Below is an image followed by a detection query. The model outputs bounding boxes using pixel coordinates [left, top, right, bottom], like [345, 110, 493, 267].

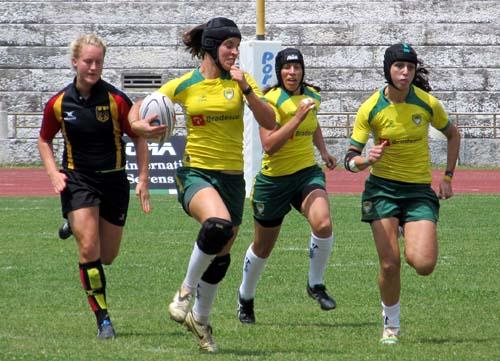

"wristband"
[348, 158, 359, 172]
[444, 170, 453, 183]
[242, 86, 253, 95]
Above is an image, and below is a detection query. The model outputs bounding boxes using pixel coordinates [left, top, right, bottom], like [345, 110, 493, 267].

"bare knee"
[252, 240, 272, 259]
[312, 219, 333, 239]
[410, 259, 436, 276]
[101, 247, 119, 265]
[380, 258, 401, 279]
[405, 251, 437, 276]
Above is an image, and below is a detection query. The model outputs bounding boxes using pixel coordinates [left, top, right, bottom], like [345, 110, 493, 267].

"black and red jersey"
[40, 78, 136, 172]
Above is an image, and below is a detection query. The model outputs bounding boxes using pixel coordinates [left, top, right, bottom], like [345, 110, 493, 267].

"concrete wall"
[0, 0, 499, 165]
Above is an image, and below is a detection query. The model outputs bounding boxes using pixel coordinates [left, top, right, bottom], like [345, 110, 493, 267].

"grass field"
[1, 195, 499, 360]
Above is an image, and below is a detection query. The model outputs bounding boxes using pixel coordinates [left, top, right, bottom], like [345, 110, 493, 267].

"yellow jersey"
[158, 68, 263, 171]
[261, 86, 320, 176]
[351, 85, 450, 183]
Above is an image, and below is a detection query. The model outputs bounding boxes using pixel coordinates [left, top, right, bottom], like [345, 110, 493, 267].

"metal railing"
[5, 111, 500, 139]
[316, 112, 499, 139]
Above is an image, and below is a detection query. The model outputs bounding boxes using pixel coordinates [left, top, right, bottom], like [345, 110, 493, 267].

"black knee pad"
[201, 254, 231, 284]
[196, 217, 234, 255]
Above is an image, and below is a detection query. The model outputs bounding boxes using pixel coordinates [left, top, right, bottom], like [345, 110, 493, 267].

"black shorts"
[60, 169, 130, 226]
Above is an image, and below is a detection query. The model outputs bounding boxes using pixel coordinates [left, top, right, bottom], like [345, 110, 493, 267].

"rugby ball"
[139, 91, 176, 144]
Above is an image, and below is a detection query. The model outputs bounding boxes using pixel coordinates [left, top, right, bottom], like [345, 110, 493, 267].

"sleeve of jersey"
[350, 105, 371, 149]
[264, 91, 281, 125]
[430, 97, 450, 132]
[114, 93, 135, 138]
[158, 78, 183, 103]
[39, 95, 62, 142]
[244, 73, 265, 98]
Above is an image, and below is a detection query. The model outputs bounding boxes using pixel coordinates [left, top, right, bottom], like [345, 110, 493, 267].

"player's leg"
[58, 218, 72, 239]
[401, 193, 439, 275]
[403, 220, 438, 274]
[238, 220, 281, 323]
[237, 171, 291, 323]
[69, 206, 114, 339]
[301, 187, 336, 310]
[182, 171, 244, 352]
[169, 186, 232, 322]
[371, 217, 401, 344]
[98, 219, 124, 265]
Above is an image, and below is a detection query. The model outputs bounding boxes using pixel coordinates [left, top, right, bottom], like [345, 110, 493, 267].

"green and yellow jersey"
[261, 86, 321, 176]
[351, 85, 450, 184]
[158, 68, 263, 171]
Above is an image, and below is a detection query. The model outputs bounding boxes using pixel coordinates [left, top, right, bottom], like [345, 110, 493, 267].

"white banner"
[240, 40, 282, 197]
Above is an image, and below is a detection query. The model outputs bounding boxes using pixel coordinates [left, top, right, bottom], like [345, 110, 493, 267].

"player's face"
[280, 63, 303, 94]
[390, 61, 416, 90]
[72, 44, 104, 90]
[218, 37, 240, 71]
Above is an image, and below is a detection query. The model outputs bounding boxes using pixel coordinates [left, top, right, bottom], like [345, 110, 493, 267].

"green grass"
[1, 195, 499, 360]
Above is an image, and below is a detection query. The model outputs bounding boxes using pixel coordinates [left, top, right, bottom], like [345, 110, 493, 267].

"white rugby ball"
[300, 97, 315, 107]
[139, 91, 176, 144]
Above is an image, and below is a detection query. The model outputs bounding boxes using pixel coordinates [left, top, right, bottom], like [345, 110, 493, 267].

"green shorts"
[251, 165, 326, 223]
[175, 167, 245, 225]
[361, 174, 440, 224]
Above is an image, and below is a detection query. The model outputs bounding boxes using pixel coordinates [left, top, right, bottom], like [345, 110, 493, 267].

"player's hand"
[322, 152, 337, 170]
[131, 114, 167, 140]
[296, 98, 315, 122]
[49, 170, 67, 194]
[367, 140, 388, 164]
[438, 179, 454, 200]
[230, 65, 246, 86]
[135, 180, 151, 213]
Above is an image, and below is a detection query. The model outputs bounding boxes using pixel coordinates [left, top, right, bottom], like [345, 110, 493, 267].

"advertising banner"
[124, 135, 186, 194]
[240, 40, 282, 197]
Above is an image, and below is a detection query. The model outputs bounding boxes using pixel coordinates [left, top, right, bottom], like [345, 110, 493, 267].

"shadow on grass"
[255, 320, 377, 329]
[417, 336, 500, 345]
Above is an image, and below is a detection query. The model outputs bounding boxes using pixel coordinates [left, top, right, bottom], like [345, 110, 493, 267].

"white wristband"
[349, 158, 360, 172]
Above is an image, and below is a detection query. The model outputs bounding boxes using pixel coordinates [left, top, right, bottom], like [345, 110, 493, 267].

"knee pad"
[196, 217, 234, 255]
[201, 254, 231, 284]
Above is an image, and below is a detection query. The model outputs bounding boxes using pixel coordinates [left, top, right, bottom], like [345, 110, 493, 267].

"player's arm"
[259, 99, 314, 155]
[344, 141, 388, 173]
[131, 135, 151, 213]
[438, 122, 461, 200]
[38, 104, 67, 194]
[38, 135, 67, 194]
[313, 126, 336, 169]
[231, 67, 276, 130]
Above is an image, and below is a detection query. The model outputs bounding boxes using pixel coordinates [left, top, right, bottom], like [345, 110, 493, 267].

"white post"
[0, 101, 8, 164]
[0, 102, 7, 139]
[240, 40, 281, 197]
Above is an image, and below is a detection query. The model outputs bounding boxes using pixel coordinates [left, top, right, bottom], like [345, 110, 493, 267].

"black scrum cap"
[201, 17, 241, 65]
[275, 48, 305, 91]
[383, 43, 418, 86]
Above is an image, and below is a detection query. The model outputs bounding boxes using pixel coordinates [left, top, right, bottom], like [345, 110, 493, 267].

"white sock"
[239, 244, 268, 300]
[192, 280, 218, 325]
[182, 243, 216, 294]
[382, 301, 401, 329]
[308, 233, 334, 287]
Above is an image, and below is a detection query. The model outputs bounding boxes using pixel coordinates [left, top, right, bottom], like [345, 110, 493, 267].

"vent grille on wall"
[122, 74, 162, 89]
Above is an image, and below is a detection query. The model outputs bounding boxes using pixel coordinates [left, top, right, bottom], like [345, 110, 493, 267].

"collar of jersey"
[195, 67, 232, 80]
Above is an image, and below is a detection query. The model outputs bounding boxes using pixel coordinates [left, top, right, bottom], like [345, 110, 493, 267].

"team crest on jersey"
[362, 201, 373, 214]
[255, 202, 265, 216]
[224, 88, 234, 100]
[95, 106, 110, 122]
[412, 114, 423, 126]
